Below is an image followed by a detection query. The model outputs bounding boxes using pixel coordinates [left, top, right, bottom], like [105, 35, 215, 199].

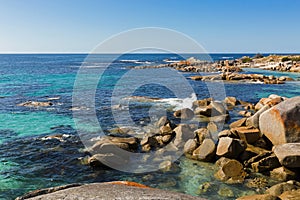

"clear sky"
[0, 0, 299, 53]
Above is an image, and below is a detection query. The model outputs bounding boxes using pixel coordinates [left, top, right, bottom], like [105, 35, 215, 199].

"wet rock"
[270, 167, 299, 181]
[273, 143, 300, 168]
[259, 96, 300, 145]
[173, 108, 194, 120]
[251, 154, 281, 173]
[88, 153, 128, 168]
[216, 137, 246, 159]
[196, 182, 212, 195]
[236, 194, 278, 200]
[246, 105, 271, 128]
[192, 138, 216, 162]
[266, 181, 300, 196]
[214, 158, 246, 183]
[231, 126, 261, 144]
[90, 136, 138, 153]
[229, 118, 247, 129]
[184, 139, 198, 155]
[17, 101, 53, 107]
[218, 186, 234, 197]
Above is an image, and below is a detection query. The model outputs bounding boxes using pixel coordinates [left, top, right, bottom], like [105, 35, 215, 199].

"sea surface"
[0, 54, 300, 199]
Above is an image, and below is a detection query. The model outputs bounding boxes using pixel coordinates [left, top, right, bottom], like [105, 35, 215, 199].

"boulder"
[273, 143, 300, 168]
[194, 128, 211, 144]
[173, 108, 194, 120]
[246, 105, 271, 128]
[251, 154, 281, 173]
[224, 96, 238, 106]
[207, 122, 218, 135]
[270, 167, 299, 181]
[159, 124, 173, 135]
[172, 124, 194, 147]
[259, 96, 300, 145]
[236, 194, 278, 200]
[231, 126, 261, 144]
[214, 159, 246, 183]
[229, 118, 247, 129]
[88, 153, 128, 168]
[192, 139, 216, 162]
[156, 116, 170, 127]
[183, 139, 198, 155]
[279, 188, 300, 200]
[216, 137, 246, 159]
[266, 181, 300, 197]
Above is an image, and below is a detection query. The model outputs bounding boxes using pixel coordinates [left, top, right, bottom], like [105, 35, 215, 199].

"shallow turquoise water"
[0, 54, 299, 199]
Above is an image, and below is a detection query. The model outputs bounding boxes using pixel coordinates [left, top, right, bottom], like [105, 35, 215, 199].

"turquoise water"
[0, 54, 299, 199]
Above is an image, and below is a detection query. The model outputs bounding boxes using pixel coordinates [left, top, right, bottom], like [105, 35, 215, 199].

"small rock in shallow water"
[218, 186, 234, 197]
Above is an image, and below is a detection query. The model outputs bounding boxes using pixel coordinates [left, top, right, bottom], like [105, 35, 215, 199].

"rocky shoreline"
[17, 94, 300, 199]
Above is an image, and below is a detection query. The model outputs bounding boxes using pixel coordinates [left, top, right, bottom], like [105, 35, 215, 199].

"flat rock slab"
[17, 182, 205, 200]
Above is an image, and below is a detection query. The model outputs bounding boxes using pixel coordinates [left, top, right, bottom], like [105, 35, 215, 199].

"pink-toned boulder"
[259, 96, 300, 145]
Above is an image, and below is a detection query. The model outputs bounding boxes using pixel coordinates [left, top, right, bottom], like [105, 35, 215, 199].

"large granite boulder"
[273, 143, 300, 168]
[214, 158, 246, 183]
[259, 96, 300, 145]
[216, 137, 246, 159]
[192, 138, 216, 162]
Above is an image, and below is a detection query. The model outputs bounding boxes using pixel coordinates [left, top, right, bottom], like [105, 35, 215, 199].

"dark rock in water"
[192, 138, 216, 162]
[214, 158, 246, 183]
[270, 167, 299, 181]
[173, 108, 194, 120]
[88, 153, 129, 168]
[216, 137, 246, 159]
[236, 194, 278, 200]
[259, 96, 300, 145]
[266, 181, 300, 197]
[273, 143, 300, 168]
[16, 182, 205, 200]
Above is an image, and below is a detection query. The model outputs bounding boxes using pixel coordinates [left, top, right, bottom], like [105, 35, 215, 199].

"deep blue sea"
[0, 54, 300, 199]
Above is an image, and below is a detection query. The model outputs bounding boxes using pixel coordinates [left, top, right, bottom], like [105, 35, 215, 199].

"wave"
[158, 93, 197, 110]
[120, 60, 152, 65]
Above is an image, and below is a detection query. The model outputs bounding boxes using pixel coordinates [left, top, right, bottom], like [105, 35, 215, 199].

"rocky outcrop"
[17, 101, 53, 107]
[259, 96, 300, 145]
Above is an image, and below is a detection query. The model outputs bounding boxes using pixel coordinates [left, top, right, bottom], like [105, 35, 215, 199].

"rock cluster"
[190, 73, 293, 84]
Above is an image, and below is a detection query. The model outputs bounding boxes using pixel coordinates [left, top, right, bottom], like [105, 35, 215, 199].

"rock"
[231, 126, 261, 144]
[259, 96, 300, 145]
[156, 116, 170, 127]
[193, 98, 212, 108]
[216, 137, 246, 159]
[184, 139, 198, 155]
[159, 124, 173, 135]
[218, 186, 234, 197]
[88, 153, 128, 168]
[266, 181, 300, 196]
[273, 143, 300, 168]
[244, 151, 273, 168]
[207, 122, 218, 135]
[142, 144, 151, 152]
[17, 101, 53, 107]
[194, 128, 211, 144]
[192, 139, 216, 162]
[173, 108, 194, 120]
[172, 124, 194, 147]
[245, 177, 268, 189]
[236, 194, 278, 200]
[224, 96, 238, 106]
[159, 160, 181, 174]
[239, 144, 268, 162]
[246, 105, 271, 128]
[218, 129, 237, 138]
[270, 167, 299, 181]
[214, 159, 246, 183]
[210, 101, 227, 115]
[279, 189, 300, 200]
[238, 110, 252, 117]
[251, 154, 281, 173]
[16, 182, 204, 200]
[229, 118, 247, 129]
[162, 135, 172, 143]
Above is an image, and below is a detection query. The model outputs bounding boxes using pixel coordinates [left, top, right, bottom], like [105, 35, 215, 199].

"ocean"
[0, 54, 299, 199]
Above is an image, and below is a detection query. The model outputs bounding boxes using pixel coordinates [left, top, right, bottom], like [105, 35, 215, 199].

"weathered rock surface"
[266, 181, 300, 197]
[16, 182, 205, 200]
[192, 138, 216, 162]
[214, 158, 246, 183]
[270, 167, 299, 181]
[174, 108, 194, 120]
[279, 188, 300, 200]
[259, 96, 300, 145]
[236, 194, 279, 200]
[273, 143, 300, 168]
[216, 137, 246, 159]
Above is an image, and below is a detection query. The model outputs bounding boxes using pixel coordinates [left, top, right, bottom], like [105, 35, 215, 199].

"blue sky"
[0, 0, 299, 53]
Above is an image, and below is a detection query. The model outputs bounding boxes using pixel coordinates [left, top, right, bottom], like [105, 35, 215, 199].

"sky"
[0, 0, 300, 53]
